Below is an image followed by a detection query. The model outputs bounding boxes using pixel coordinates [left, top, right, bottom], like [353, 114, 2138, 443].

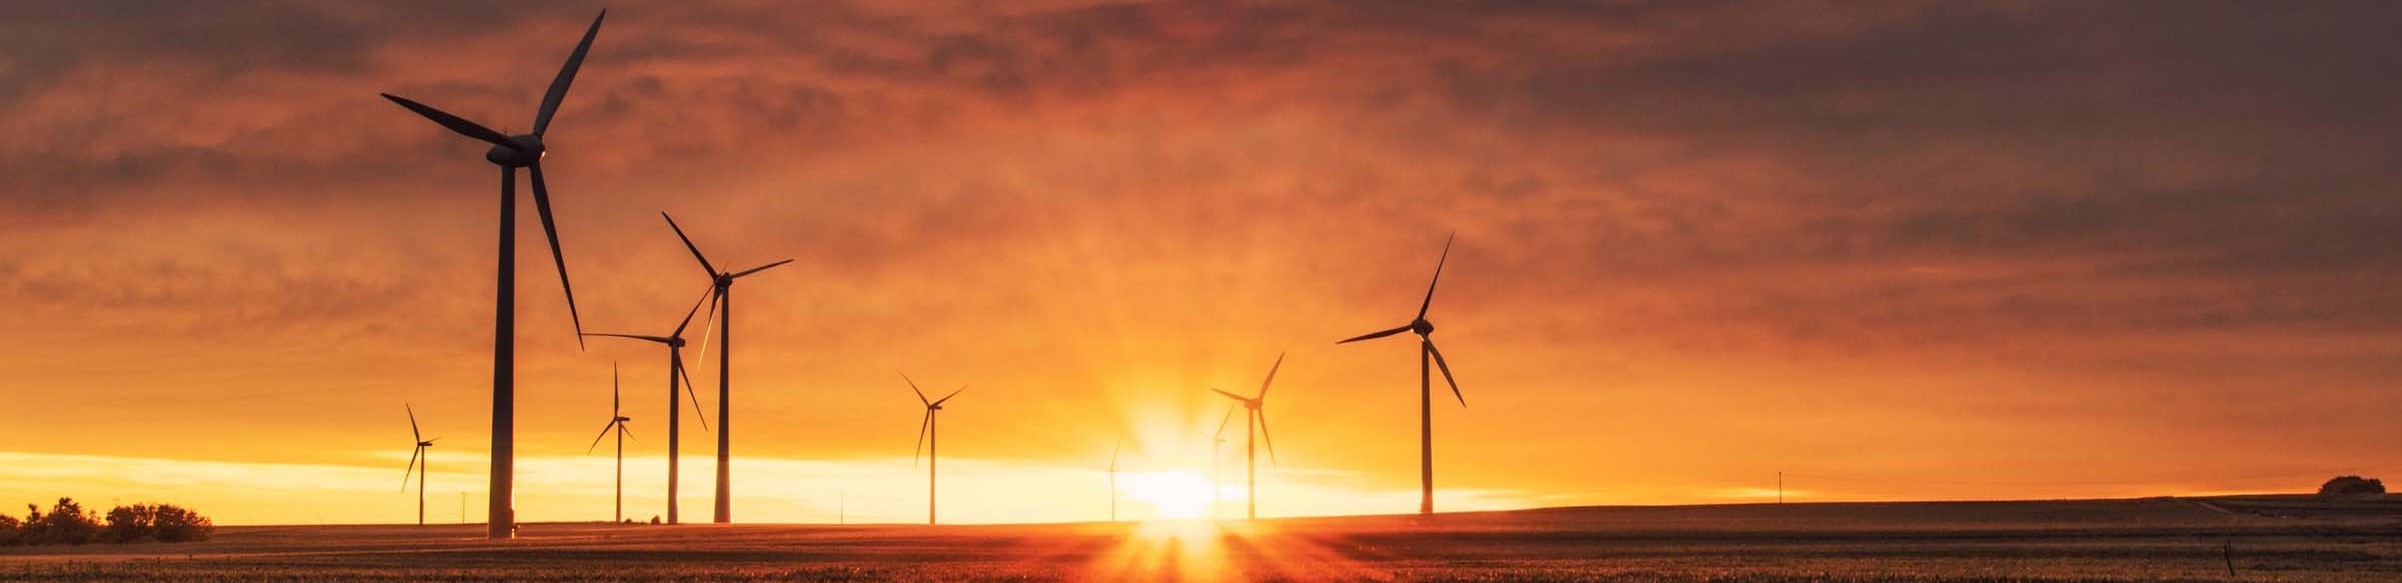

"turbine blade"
[620, 424, 636, 443]
[1257, 410, 1278, 466]
[612, 362, 621, 414]
[1110, 438, 1122, 471]
[1417, 232, 1455, 320]
[1208, 388, 1248, 402]
[1426, 340, 1465, 407]
[1214, 405, 1237, 439]
[529, 164, 584, 349]
[586, 420, 615, 454]
[532, 10, 606, 136]
[406, 403, 421, 442]
[674, 355, 711, 431]
[913, 410, 932, 466]
[935, 386, 966, 406]
[689, 289, 720, 373]
[581, 333, 674, 344]
[1257, 352, 1285, 400]
[381, 93, 511, 146]
[1337, 325, 1412, 345]
[402, 447, 421, 492]
[900, 371, 929, 405]
[671, 284, 715, 338]
[729, 259, 793, 279]
[661, 212, 718, 276]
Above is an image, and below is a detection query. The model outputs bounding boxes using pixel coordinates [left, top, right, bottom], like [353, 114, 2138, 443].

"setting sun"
[1119, 470, 1220, 521]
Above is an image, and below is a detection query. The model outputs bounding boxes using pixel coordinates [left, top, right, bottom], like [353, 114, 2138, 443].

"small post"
[2223, 540, 2237, 578]
[1777, 471, 1784, 504]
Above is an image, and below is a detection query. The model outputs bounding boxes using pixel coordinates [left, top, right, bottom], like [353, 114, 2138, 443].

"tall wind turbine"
[1108, 438, 1122, 523]
[1336, 233, 1467, 515]
[1210, 353, 1284, 520]
[585, 363, 638, 523]
[401, 404, 439, 526]
[664, 212, 793, 524]
[380, 9, 605, 539]
[583, 286, 715, 524]
[904, 373, 965, 526]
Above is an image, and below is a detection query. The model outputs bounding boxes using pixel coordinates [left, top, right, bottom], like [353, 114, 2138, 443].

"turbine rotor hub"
[1412, 318, 1434, 335]
[482, 134, 547, 167]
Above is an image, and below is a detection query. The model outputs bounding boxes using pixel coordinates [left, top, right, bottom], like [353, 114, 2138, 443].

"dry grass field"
[4, 496, 2397, 582]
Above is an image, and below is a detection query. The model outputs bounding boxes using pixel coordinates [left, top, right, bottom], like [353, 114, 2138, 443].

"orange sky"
[2, 1, 2399, 525]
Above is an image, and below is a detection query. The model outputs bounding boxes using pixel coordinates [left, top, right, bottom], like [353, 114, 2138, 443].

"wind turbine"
[380, 9, 605, 539]
[1211, 405, 1234, 521]
[1336, 232, 1466, 515]
[1108, 438, 1122, 523]
[585, 363, 638, 523]
[904, 373, 965, 526]
[401, 404, 439, 526]
[1210, 352, 1284, 520]
[582, 285, 715, 524]
[664, 212, 793, 524]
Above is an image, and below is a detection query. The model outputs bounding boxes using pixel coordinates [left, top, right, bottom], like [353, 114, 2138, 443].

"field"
[4, 496, 2399, 582]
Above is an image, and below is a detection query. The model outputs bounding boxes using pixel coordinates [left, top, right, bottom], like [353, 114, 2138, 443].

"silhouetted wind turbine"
[401, 404, 440, 526]
[1336, 233, 1466, 515]
[1108, 438, 1122, 523]
[904, 373, 965, 526]
[1211, 407, 1234, 521]
[664, 212, 793, 524]
[380, 9, 604, 540]
[1209, 352, 1284, 520]
[582, 285, 715, 524]
[585, 363, 638, 523]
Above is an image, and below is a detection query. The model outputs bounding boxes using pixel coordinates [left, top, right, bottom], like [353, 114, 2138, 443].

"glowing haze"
[2, 1, 2398, 525]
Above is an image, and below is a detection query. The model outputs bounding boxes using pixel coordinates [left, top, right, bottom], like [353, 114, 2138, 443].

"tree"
[24, 498, 100, 545]
[0, 514, 19, 546]
[2319, 475, 2386, 496]
[104, 504, 158, 543]
[150, 504, 214, 542]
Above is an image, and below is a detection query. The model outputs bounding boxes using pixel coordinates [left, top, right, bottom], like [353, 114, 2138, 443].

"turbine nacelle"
[1412, 318, 1434, 335]
[482, 135, 547, 167]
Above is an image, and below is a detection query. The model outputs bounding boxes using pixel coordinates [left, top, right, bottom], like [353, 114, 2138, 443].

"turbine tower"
[401, 404, 439, 526]
[904, 373, 965, 526]
[1336, 233, 1467, 515]
[1209, 353, 1284, 520]
[585, 363, 638, 523]
[1108, 438, 1122, 523]
[380, 9, 605, 539]
[583, 285, 715, 524]
[1211, 408, 1233, 521]
[664, 212, 793, 524]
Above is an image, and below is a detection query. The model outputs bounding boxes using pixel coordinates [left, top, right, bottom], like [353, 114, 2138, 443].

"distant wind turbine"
[582, 285, 716, 524]
[664, 212, 792, 524]
[585, 362, 638, 523]
[1212, 407, 1234, 521]
[904, 372, 965, 526]
[1108, 438, 1122, 523]
[380, 9, 606, 540]
[401, 404, 439, 526]
[1210, 352, 1284, 520]
[1336, 233, 1467, 515]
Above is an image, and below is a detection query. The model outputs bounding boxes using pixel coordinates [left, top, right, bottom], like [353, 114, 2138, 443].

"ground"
[4, 496, 2399, 581]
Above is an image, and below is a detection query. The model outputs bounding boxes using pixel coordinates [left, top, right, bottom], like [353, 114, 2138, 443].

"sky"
[1, 0, 2399, 525]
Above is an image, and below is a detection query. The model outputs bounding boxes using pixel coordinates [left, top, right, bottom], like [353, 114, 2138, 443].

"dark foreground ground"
[4, 496, 2398, 582]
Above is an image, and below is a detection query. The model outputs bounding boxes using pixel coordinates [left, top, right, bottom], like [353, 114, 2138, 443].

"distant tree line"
[0, 498, 213, 546]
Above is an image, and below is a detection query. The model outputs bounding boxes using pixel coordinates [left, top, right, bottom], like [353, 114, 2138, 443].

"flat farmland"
[4, 496, 2398, 581]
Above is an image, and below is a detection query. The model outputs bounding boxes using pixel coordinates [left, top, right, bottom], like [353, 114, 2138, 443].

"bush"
[151, 504, 214, 542]
[0, 514, 19, 546]
[22, 498, 101, 545]
[2319, 475, 2386, 496]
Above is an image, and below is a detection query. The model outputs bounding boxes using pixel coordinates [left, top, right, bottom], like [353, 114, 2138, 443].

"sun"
[1119, 470, 1218, 520]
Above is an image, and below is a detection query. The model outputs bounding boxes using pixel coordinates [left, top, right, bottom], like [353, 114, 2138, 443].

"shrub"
[24, 498, 101, 545]
[0, 514, 19, 546]
[2319, 475, 2386, 496]
[104, 504, 157, 543]
[151, 504, 213, 542]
